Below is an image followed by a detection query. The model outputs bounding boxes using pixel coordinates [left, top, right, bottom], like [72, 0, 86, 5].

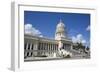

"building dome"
[55, 19, 67, 40]
[56, 19, 65, 33]
[57, 20, 65, 28]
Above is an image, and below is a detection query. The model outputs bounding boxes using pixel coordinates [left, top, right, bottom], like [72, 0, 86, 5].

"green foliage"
[73, 42, 90, 54]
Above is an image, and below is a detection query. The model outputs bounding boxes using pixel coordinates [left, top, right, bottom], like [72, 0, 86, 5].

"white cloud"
[72, 34, 86, 44]
[24, 24, 43, 37]
[86, 25, 90, 31]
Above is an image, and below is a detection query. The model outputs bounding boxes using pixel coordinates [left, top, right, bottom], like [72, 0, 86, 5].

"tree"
[73, 42, 85, 50]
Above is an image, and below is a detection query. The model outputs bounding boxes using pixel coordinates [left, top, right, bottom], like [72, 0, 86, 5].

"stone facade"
[24, 19, 90, 61]
[24, 34, 72, 58]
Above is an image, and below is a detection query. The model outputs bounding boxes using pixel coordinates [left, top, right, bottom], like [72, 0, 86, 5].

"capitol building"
[24, 20, 90, 61]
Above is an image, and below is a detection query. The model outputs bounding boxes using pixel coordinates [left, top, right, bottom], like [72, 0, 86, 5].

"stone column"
[30, 43, 32, 50]
[51, 44, 52, 54]
[70, 43, 73, 50]
[53, 44, 55, 52]
[48, 44, 49, 51]
[43, 43, 44, 55]
[39, 43, 41, 56]
[55, 44, 57, 51]
[50, 44, 51, 53]
[34, 41, 38, 56]
[44, 43, 46, 55]
[29, 43, 32, 57]
[54, 44, 56, 52]
[53, 44, 54, 51]
[48, 43, 50, 53]
[54, 44, 55, 51]
[40, 43, 41, 50]
[49, 44, 50, 54]
[45, 43, 47, 54]
[51, 44, 52, 55]
[26, 42, 28, 50]
[32, 43, 34, 57]
[25, 42, 28, 57]
[42, 43, 44, 55]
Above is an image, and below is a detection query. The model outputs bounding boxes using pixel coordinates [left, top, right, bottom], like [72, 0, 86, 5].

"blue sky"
[24, 11, 90, 47]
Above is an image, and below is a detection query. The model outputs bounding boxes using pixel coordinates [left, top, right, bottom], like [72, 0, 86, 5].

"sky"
[24, 11, 90, 47]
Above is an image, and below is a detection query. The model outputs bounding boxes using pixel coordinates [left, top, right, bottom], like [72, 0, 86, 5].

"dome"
[56, 19, 66, 33]
[57, 19, 65, 28]
[55, 19, 67, 40]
